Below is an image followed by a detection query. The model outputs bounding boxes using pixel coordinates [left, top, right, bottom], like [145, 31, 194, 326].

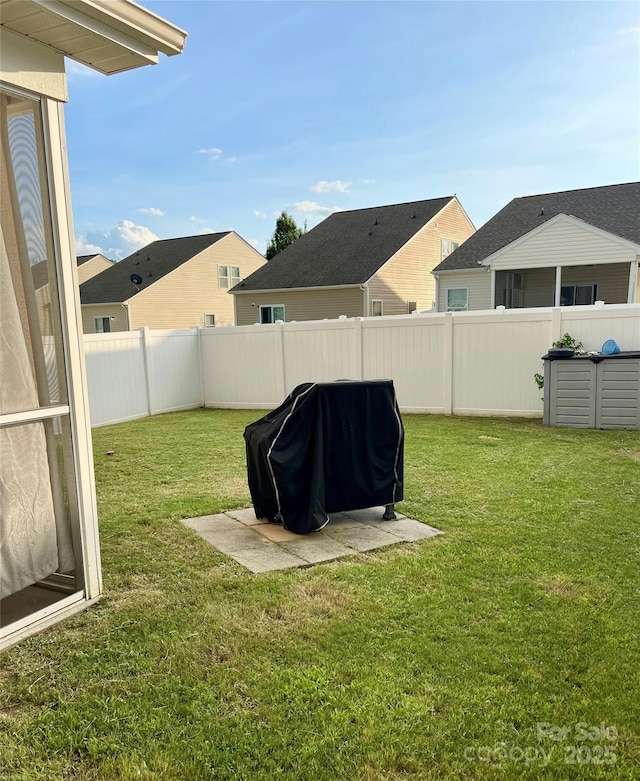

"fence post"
[354, 318, 364, 379]
[196, 326, 205, 408]
[140, 326, 153, 416]
[551, 307, 562, 345]
[276, 321, 287, 399]
[443, 312, 453, 415]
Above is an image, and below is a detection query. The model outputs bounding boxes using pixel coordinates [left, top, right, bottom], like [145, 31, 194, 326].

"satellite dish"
[130, 273, 143, 286]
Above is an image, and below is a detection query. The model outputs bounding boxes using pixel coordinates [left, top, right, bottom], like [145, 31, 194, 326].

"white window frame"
[94, 315, 111, 333]
[446, 287, 468, 312]
[259, 304, 285, 324]
[204, 313, 215, 327]
[407, 300, 418, 314]
[371, 300, 383, 317]
[230, 265, 240, 287]
[441, 239, 460, 260]
[218, 265, 229, 289]
[1, 91, 102, 651]
[560, 283, 597, 307]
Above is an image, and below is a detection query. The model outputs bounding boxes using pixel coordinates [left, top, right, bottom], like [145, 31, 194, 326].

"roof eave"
[16, 0, 188, 75]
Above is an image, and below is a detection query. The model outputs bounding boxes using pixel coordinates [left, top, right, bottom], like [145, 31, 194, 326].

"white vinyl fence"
[84, 327, 202, 427]
[83, 305, 640, 427]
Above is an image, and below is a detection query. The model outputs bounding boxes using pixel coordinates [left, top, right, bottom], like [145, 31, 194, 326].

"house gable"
[126, 233, 265, 329]
[368, 197, 475, 315]
[482, 213, 640, 271]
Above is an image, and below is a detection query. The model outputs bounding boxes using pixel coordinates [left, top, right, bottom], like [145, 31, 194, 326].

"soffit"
[0, 0, 187, 75]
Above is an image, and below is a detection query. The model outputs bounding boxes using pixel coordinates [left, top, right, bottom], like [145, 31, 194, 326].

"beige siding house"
[80, 232, 265, 332]
[232, 197, 474, 325]
[433, 183, 640, 311]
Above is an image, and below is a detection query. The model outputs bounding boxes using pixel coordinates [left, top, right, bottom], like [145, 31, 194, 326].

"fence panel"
[451, 309, 552, 416]
[200, 325, 283, 408]
[282, 320, 359, 392]
[559, 304, 640, 351]
[145, 328, 201, 414]
[363, 314, 446, 411]
[84, 331, 147, 426]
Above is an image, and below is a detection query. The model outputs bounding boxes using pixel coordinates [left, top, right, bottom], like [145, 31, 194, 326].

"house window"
[371, 300, 383, 317]
[218, 265, 240, 289]
[94, 316, 111, 333]
[560, 284, 597, 306]
[260, 305, 285, 324]
[441, 239, 460, 260]
[204, 314, 216, 327]
[446, 288, 468, 311]
[407, 301, 418, 314]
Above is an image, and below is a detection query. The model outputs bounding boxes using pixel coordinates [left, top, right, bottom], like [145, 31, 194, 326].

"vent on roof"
[540, 207, 545, 216]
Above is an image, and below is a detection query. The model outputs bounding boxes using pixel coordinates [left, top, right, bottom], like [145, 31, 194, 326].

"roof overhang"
[231, 283, 365, 296]
[432, 266, 487, 277]
[479, 213, 640, 269]
[0, 0, 187, 75]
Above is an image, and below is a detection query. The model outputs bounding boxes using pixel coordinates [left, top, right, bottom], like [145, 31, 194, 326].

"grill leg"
[382, 503, 396, 521]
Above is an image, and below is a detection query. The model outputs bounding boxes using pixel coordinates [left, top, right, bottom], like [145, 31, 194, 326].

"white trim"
[0, 405, 70, 428]
[371, 299, 383, 317]
[480, 213, 640, 268]
[445, 287, 469, 312]
[259, 304, 286, 324]
[490, 268, 496, 309]
[44, 98, 102, 600]
[554, 266, 562, 307]
[628, 259, 639, 303]
[0, 594, 99, 652]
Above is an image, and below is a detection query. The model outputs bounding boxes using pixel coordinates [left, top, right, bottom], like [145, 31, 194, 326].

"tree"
[265, 211, 305, 260]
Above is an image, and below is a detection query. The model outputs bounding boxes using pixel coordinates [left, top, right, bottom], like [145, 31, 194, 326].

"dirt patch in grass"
[538, 576, 580, 599]
[260, 580, 354, 625]
[615, 447, 640, 463]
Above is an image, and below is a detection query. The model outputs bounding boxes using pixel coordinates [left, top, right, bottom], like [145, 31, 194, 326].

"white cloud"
[311, 180, 351, 193]
[138, 207, 165, 216]
[197, 147, 222, 160]
[196, 227, 215, 235]
[190, 215, 204, 223]
[253, 210, 267, 218]
[293, 201, 343, 217]
[617, 26, 640, 35]
[75, 237, 104, 255]
[361, 179, 376, 184]
[196, 147, 237, 163]
[116, 220, 159, 248]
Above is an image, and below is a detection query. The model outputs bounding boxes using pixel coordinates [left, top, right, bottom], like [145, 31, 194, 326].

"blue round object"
[601, 339, 621, 355]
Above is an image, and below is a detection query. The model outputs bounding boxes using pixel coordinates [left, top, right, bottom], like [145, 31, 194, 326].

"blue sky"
[65, 0, 639, 260]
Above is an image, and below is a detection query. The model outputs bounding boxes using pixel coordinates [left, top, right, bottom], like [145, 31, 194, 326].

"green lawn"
[1, 410, 639, 780]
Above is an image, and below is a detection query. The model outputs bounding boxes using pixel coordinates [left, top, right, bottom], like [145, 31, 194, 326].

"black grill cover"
[244, 380, 404, 534]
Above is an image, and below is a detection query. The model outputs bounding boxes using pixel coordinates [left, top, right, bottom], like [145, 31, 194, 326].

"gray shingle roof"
[232, 197, 454, 292]
[79, 233, 230, 304]
[433, 182, 640, 273]
[76, 253, 108, 266]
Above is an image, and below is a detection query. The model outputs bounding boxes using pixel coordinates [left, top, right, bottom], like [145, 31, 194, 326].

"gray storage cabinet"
[543, 352, 640, 430]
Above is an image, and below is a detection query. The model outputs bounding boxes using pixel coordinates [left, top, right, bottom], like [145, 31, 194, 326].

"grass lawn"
[1, 409, 639, 780]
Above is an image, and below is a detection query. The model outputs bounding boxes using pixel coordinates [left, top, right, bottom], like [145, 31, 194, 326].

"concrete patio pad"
[181, 506, 443, 573]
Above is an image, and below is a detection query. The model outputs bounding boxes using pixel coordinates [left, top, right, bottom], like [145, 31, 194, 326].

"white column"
[554, 266, 562, 306]
[490, 268, 496, 309]
[628, 258, 639, 303]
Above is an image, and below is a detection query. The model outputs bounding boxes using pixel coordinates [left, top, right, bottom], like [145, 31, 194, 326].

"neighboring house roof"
[433, 182, 640, 273]
[76, 253, 114, 267]
[80, 233, 230, 304]
[232, 197, 455, 292]
[32, 253, 113, 289]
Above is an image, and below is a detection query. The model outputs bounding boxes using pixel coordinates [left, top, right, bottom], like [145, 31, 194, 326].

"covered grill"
[244, 380, 404, 534]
